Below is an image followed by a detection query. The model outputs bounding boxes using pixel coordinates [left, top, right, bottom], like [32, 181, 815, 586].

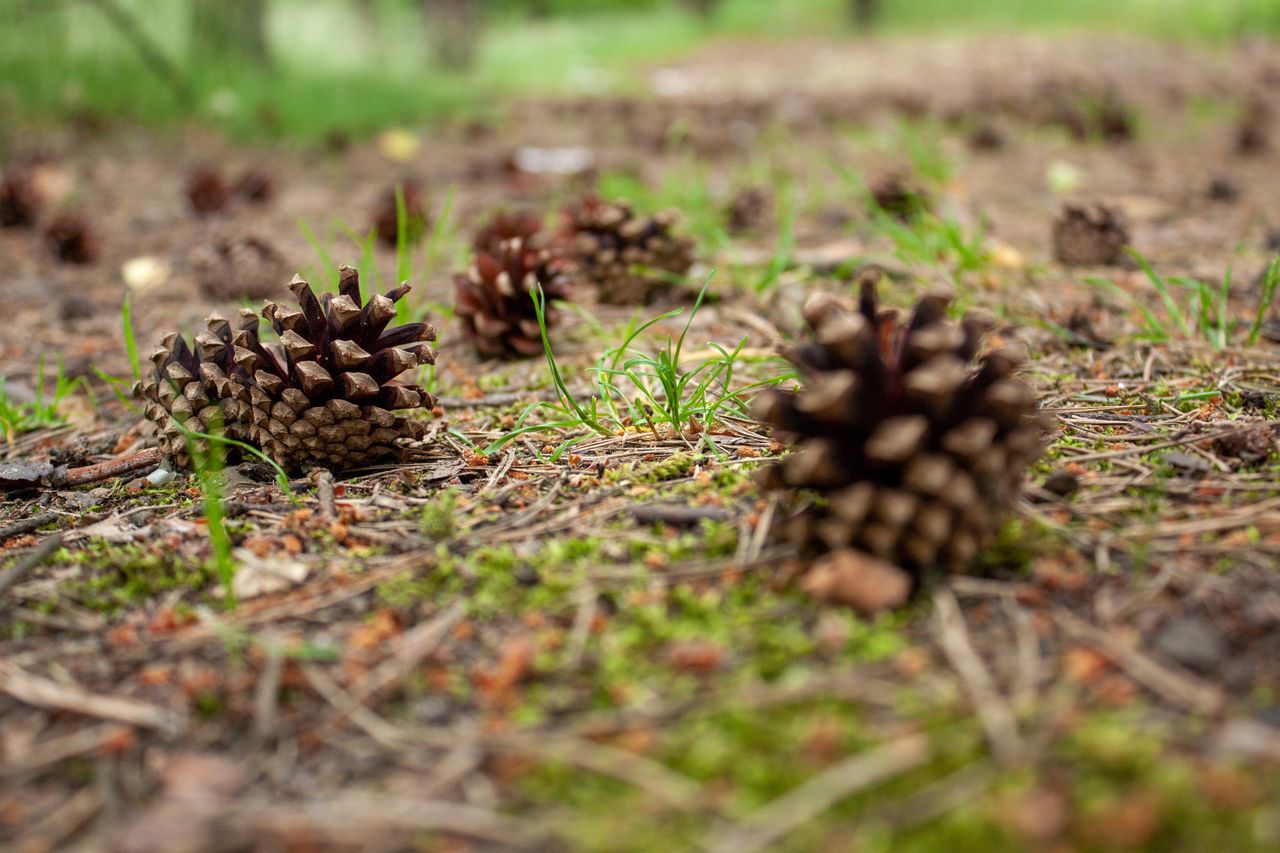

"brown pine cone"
[192, 234, 291, 302]
[756, 269, 1048, 592]
[0, 167, 41, 228]
[234, 168, 275, 204]
[455, 229, 575, 359]
[1052, 204, 1130, 267]
[44, 215, 98, 264]
[136, 266, 437, 471]
[869, 173, 931, 221]
[472, 209, 544, 254]
[725, 186, 771, 235]
[562, 196, 694, 304]
[187, 168, 232, 216]
[371, 182, 428, 248]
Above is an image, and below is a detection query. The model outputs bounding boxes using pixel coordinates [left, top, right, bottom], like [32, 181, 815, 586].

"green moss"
[53, 542, 214, 617]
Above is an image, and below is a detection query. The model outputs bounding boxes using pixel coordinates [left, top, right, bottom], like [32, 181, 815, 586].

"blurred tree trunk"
[681, 0, 718, 18]
[424, 0, 478, 71]
[851, 0, 879, 29]
[191, 0, 271, 67]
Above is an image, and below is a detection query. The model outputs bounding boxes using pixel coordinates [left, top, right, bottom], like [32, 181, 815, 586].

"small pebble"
[146, 467, 176, 486]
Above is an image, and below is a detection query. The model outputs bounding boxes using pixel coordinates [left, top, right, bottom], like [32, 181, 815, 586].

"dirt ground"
[2, 34, 1280, 851]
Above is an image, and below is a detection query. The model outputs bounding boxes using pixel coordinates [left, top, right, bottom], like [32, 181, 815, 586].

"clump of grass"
[485, 274, 793, 459]
[187, 425, 236, 606]
[420, 488, 460, 540]
[0, 357, 82, 441]
[1088, 250, 1279, 349]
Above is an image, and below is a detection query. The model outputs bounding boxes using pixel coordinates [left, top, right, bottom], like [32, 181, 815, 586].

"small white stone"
[146, 467, 176, 485]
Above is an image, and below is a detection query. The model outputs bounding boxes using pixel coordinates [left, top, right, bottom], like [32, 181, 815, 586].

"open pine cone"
[44, 215, 98, 264]
[136, 266, 437, 471]
[1052, 204, 1130, 267]
[192, 234, 290, 302]
[455, 216, 575, 358]
[0, 167, 41, 228]
[562, 196, 694, 304]
[756, 270, 1047, 593]
[472, 209, 544, 254]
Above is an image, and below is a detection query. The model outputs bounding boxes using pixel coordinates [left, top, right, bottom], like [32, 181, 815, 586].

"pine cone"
[187, 168, 232, 216]
[869, 173, 930, 222]
[473, 209, 544, 254]
[192, 234, 290, 302]
[1052, 204, 1130, 267]
[44, 215, 98, 264]
[136, 266, 437, 471]
[455, 228, 575, 359]
[371, 182, 428, 248]
[234, 168, 275, 204]
[756, 270, 1047, 587]
[725, 186, 771, 235]
[0, 167, 41, 228]
[563, 196, 694, 304]
[1213, 421, 1276, 465]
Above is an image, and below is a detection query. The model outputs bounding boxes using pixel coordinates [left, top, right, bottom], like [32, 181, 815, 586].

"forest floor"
[2, 33, 1280, 852]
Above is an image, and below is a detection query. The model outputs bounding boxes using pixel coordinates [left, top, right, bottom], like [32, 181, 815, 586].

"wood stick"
[705, 733, 930, 853]
[49, 447, 163, 487]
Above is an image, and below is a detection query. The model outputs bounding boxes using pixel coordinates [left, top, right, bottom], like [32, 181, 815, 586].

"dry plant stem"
[0, 659, 184, 734]
[704, 733, 931, 853]
[1052, 608, 1226, 714]
[49, 447, 163, 487]
[0, 511, 61, 540]
[0, 533, 64, 604]
[313, 469, 337, 521]
[933, 587, 1026, 767]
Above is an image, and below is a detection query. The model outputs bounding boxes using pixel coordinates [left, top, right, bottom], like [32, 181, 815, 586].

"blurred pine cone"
[725, 185, 771, 235]
[192, 234, 290, 302]
[187, 168, 232, 216]
[472, 208, 544, 254]
[234, 168, 275, 204]
[1052, 204, 1130, 267]
[371, 182, 428, 248]
[44, 214, 98, 264]
[562, 196, 694, 304]
[869, 173, 931, 222]
[455, 214, 575, 358]
[136, 266, 437, 471]
[756, 270, 1047, 593]
[0, 167, 41, 228]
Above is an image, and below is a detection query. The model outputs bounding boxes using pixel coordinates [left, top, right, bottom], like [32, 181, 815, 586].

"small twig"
[312, 469, 337, 521]
[1053, 607, 1226, 715]
[627, 503, 733, 526]
[565, 579, 598, 668]
[251, 639, 286, 745]
[933, 587, 1025, 767]
[0, 659, 184, 735]
[0, 533, 64, 604]
[349, 603, 463, 704]
[704, 733, 931, 853]
[49, 447, 163, 488]
[0, 511, 61, 541]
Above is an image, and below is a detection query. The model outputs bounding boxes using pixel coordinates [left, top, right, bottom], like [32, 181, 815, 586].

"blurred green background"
[2, 0, 1278, 142]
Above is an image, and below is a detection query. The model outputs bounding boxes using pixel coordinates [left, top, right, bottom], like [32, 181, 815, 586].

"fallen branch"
[0, 533, 64, 604]
[933, 587, 1026, 767]
[704, 733, 931, 853]
[0, 511, 61, 541]
[1053, 607, 1226, 715]
[49, 447, 163, 488]
[0, 659, 184, 735]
